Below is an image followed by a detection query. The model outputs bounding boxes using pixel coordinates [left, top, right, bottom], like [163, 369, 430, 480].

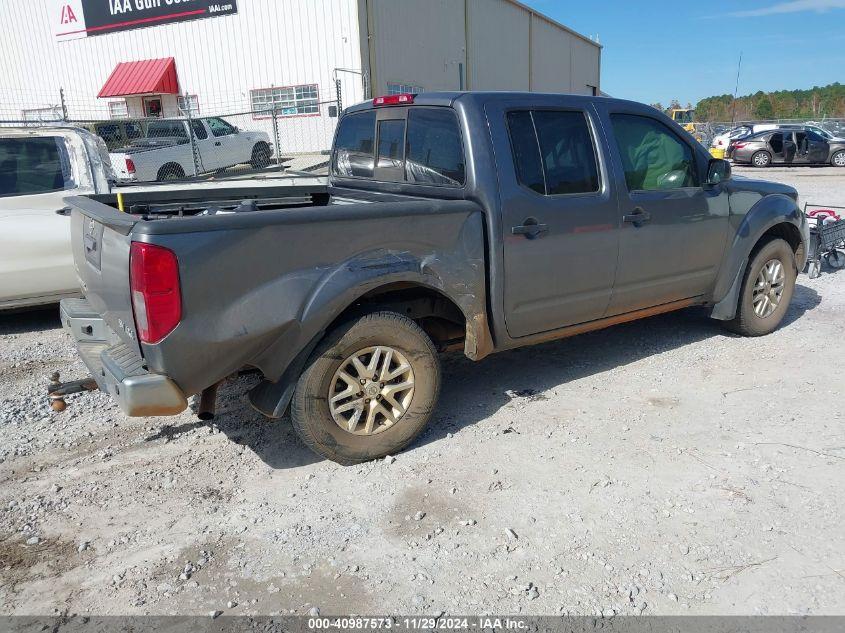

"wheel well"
[759, 222, 803, 260]
[328, 283, 467, 352]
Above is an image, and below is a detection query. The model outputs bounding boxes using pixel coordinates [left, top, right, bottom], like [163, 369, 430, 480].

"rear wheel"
[724, 238, 796, 336]
[157, 163, 185, 181]
[831, 150, 845, 168]
[290, 311, 441, 465]
[751, 151, 772, 167]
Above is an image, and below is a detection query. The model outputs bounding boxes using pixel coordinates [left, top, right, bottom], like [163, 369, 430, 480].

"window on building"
[108, 100, 128, 119]
[332, 111, 376, 178]
[405, 108, 464, 186]
[610, 114, 698, 191]
[507, 110, 600, 195]
[177, 95, 200, 117]
[250, 84, 319, 116]
[205, 117, 236, 137]
[0, 137, 73, 197]
[387, 82, 423, 95]
[21, 107, 62, 124]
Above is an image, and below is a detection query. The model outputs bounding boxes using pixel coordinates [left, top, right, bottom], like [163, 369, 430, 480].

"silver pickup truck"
[57, 91, 809, 464]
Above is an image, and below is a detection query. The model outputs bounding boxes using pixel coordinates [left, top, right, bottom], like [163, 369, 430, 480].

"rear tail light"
[125, 157, 136, 174]
[130, 242, 181, 344]
[373, 93, 415, 106]
[733, 142, 748, 149]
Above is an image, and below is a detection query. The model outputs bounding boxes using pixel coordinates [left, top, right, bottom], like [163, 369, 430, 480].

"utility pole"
[730, 52, 742, 126]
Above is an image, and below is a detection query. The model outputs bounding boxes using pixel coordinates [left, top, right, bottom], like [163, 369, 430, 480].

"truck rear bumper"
[60, 298, 188, 417]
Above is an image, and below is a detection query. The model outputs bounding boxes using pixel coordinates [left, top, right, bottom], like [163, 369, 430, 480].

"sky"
[528, 0, 844, 106]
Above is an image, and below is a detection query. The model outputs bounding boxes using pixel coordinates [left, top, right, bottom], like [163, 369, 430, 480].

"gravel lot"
[1, 167, 843, 617]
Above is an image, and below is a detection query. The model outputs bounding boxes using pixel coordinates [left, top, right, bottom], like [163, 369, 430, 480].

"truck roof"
[344, 91, 645, 115]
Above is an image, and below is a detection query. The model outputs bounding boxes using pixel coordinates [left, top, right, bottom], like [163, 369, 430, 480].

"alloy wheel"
[328, 346, 415, 435]
[752, 258, 786, 318]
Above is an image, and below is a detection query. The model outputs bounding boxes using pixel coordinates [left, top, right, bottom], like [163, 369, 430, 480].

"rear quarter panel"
[134, 200, 487, 397]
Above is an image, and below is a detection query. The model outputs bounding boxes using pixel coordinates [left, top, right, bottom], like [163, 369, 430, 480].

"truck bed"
[64, 181, 488, 411]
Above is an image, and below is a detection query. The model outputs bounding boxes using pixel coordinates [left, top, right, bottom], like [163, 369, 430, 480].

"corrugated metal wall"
[0, 0, 364, 152]
[365, 0, 468, 94]
[365, 0, 601, 96]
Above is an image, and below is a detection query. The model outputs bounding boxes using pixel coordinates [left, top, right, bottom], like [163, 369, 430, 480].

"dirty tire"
[724, 238, 796, 336]
[751, 151, 771, 167]
[250, 142, 272, 168]
[291, 311, 441, 465]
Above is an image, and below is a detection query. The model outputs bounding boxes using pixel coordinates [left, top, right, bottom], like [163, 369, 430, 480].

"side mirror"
[328, 105, 338, 118]
[706, 158, 731, 185]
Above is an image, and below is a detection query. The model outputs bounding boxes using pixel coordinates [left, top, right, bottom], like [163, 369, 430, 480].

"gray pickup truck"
[58, 92, 809, 464]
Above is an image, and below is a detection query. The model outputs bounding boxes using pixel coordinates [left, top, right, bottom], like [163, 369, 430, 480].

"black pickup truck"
[59, 92, 809, 464]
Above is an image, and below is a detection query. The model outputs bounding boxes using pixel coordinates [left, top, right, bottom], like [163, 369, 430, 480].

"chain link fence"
[0, 87, 346, 183]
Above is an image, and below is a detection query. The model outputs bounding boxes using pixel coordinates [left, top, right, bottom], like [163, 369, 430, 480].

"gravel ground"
[1, 168, 843, 617]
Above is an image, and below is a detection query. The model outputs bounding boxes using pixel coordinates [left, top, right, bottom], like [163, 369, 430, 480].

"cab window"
[610, 114, 698, 191]
[206, 117, 236, 137]
[332, 111, 376, 178]
[0, 137, 73, 197]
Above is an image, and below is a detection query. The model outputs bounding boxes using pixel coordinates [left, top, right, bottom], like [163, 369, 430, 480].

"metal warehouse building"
[0, 0, 601, 152]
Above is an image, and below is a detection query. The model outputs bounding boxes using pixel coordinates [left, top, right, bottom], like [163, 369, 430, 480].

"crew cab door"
[600, 108, 729, 314]
[488, 99, 618, 337]
[0, 135, 84, 305]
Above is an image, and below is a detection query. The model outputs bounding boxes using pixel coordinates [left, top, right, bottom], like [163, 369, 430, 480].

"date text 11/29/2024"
[307, 617, 528, 630]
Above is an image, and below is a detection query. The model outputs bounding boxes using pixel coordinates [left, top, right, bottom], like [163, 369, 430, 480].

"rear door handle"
[623, 208, 651, 227]
[512, 218, 549, 239]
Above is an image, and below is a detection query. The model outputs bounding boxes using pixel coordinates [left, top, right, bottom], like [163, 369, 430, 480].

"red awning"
[98, 57, 179, 98]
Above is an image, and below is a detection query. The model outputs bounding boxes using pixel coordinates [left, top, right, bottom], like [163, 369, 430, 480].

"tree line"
[651, 83, 845, 122]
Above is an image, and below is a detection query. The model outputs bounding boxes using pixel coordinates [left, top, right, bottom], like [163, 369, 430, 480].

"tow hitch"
[47, 372, 98, 412]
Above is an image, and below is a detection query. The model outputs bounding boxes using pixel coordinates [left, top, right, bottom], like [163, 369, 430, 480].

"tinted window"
[533, 111, 600, 194]
[507, 110, 599, 195]
[405, 108, 464, 186]
[0, 137, 72, 197]
[191, 120, 208, 140]
[126, 122, 143, 139]
[611, 114, 698, 191]
[377, 119, 405, 169]
[206, 117, 235, 137]
[506, 111, 545, 194]
[148, 121, 187, 138]
[333, 111, 376, 178]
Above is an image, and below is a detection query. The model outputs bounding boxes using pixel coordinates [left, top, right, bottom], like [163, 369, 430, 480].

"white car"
[109, 117, 273, 182]
[711, 125, 760, 152]
[0, 127, 114, 310]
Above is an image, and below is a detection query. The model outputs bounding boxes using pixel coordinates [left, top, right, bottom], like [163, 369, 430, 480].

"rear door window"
[333, 111, 376, 178]
[405, 108, 465, 186]
[0, 137, 73, 197]
[506, 110, 600, 195]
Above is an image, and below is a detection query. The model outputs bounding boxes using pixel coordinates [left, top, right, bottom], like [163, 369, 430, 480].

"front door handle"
[214, 141, 221, 146]
[512, 218, 549, 239]
[623, 208, 651, 227]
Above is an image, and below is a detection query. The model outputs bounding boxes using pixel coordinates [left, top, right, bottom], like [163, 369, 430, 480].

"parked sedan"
[728, 128, 845, 167]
